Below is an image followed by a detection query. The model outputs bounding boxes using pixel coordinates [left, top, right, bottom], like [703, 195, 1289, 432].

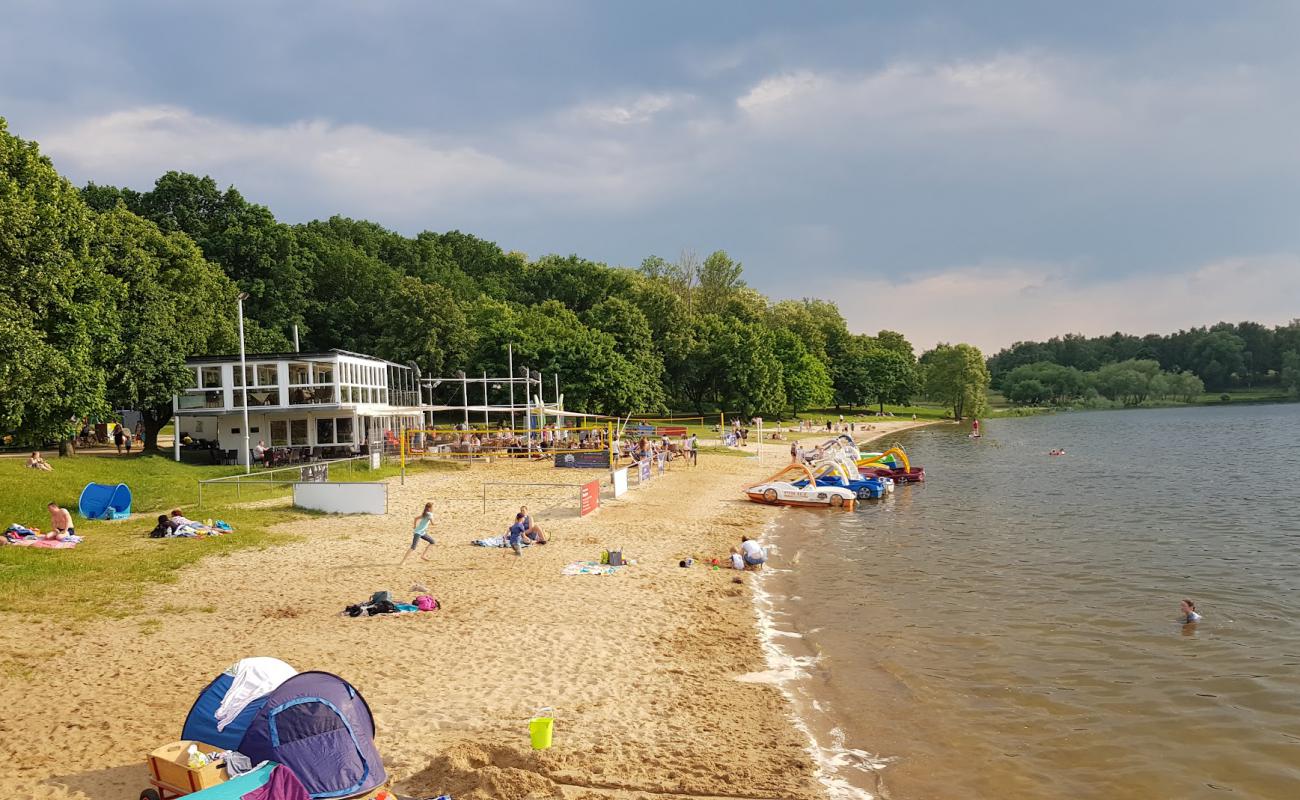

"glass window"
[270, 420, 288, 446]
[316, 418, 335, 444]
[314, 364, 334, 385]
[184, 368, 200, 390]
[201, 366, 221, 388]
[178, 391, 222, 410]
[288, 363, 309, 385]
[257, 364, 278, 386]
[336, 417, 354, 443]
[290, 419, 308, 446]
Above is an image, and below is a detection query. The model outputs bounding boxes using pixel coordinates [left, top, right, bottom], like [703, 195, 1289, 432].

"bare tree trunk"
[59, 439, 76, 458]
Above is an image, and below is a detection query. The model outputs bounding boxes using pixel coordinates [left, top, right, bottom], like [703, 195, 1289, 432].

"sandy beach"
[0, 421, 927, 800]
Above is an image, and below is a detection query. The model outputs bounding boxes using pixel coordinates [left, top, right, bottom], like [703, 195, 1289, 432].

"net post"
[400, 425, 406, 485]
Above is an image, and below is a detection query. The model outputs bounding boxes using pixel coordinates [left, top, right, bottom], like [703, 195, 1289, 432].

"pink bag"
[414, 595, 440, 612]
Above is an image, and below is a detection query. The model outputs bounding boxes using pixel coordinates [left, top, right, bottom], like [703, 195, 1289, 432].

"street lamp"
[237, 292, 251, 474]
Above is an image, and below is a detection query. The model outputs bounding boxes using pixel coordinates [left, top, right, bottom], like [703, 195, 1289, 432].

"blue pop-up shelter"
[182, 670, 386, 799]
[77, 482, 132, 520]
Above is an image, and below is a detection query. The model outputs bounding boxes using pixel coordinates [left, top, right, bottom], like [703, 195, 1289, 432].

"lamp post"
[237, 292, 251, 474]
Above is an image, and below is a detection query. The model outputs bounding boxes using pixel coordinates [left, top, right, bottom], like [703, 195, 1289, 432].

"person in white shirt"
[739, 536, 767, 570]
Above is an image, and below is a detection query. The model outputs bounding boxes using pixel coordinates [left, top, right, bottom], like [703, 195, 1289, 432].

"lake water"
[762, 403, 1300, 799]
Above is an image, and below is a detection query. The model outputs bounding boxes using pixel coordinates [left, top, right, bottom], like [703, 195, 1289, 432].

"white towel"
[215, 657, 297, 731]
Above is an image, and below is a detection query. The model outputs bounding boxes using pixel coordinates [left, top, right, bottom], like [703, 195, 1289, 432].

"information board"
[579, 479, 600, 516]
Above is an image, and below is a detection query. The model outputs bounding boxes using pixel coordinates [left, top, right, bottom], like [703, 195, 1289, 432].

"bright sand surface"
[0, 420, 925, 800]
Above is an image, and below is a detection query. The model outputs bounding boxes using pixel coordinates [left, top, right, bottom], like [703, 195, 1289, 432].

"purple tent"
[182, 671, 386, 799]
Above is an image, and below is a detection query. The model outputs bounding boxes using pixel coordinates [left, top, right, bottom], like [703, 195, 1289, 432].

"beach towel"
[216, 658, 298, 732]
[562, 561, 622, 576]
[7, 538, 78, 549]
[472, 535, 529, 548]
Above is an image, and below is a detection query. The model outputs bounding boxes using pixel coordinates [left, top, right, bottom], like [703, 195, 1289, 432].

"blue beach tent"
[77, 482, 132, 520]
[182, 670, 386, 799]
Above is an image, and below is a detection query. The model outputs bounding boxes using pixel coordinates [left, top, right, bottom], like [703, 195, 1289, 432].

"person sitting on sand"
[401, 502, 436, 563]
[518, 505, 547, 544]
[27, 452, 53, 471]
[46, 502, 75, 540]
[1180, 599, 1202, 624]
[739, 536, 767, 570]
[728, 547, 745, 570]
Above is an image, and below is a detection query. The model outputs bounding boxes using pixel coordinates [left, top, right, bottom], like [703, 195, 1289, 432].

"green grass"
[0, 453, 443, 619]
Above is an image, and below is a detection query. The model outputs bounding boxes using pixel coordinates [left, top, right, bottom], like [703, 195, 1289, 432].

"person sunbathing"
[149, 514, 175, 538]
[46, 502, 75, 540]
[168, 508, 214, 533]
[27, 452, 53, 471]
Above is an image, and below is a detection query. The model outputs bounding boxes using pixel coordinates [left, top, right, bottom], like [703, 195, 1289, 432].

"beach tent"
[182, 669, 386, 799]
[77, 482, 132, 520]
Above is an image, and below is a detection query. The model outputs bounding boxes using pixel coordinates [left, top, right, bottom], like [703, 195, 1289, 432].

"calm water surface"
[768, 403, 1300, 799]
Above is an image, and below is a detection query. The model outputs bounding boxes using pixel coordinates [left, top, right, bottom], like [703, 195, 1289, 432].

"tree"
[0, 118, 118, 452]
[1282, 350, 1300, 397]
[862, 346, 918, 413]
[772, 329, 833, 414]
[91, 203, 241, 451]
[696, 250, 746, 315]
[921, 343, 990, 420]
[1191, 331, 1246, 390]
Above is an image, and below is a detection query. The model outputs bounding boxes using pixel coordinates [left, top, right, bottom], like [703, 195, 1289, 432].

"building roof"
[186, 349, 410, 368]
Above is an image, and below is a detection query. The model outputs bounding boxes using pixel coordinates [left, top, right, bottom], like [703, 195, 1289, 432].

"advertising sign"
[612, 467, 629, 498]
[656, 452, 667, 476]
[555, 451, 613, 468]
[579, 479, 600, 516]
[638, 458, 652, 484]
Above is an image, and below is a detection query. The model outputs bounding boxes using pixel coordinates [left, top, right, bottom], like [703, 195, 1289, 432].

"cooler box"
[148, 740, 226, 793]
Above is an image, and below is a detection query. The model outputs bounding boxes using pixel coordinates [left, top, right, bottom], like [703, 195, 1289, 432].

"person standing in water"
[971, 418, 980, 436]
[1180, 599, 1202, 624]
[401, 502, 436, 563]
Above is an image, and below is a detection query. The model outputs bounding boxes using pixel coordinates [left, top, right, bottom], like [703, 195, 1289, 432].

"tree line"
[988, 322, 1300, 398]
[2, 119, 993, 452]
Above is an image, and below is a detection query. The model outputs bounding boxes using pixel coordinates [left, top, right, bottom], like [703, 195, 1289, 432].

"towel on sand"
[472, 535, 529, 548]
[562, 561, 622, 576]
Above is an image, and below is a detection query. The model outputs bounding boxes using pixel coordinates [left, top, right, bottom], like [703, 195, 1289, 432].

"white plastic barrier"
[612, 467, 629, 498]
[293, 482, 388, 515]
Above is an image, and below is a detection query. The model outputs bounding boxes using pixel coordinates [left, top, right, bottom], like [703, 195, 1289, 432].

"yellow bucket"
[529, 712, 554, 750]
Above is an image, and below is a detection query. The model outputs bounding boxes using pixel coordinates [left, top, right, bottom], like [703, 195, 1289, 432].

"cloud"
[837, 255, 1300, 353]
[38, 104, 691, 223]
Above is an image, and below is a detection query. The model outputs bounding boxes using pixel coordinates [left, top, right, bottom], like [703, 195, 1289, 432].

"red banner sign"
[579, 479, 600, 516]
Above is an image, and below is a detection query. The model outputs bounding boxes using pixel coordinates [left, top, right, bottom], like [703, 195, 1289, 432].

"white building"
[172, 350, 424, 465]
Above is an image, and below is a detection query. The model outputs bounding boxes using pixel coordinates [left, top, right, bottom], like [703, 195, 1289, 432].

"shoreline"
[0, 419, 932, 800]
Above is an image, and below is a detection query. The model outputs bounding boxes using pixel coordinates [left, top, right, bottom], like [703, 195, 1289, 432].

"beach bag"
[370, 590, 392, 604]
[414, 595, 439, 612]
[608, 548, 624, 567]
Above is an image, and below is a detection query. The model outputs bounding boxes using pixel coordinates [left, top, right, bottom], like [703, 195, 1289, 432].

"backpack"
[414, 595, 440, 612]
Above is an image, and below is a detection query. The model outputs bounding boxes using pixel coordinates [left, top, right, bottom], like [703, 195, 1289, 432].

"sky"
[3, 0, 1298, 353]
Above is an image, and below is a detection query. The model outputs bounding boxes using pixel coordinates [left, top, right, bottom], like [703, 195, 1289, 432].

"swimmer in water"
[1180, 598, 1202, 624]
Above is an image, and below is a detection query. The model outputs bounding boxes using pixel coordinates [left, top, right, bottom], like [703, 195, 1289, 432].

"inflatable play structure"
[77, 482, 132, 520]
[181, 659, 386, 799]
[745, 463, 857, 509]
